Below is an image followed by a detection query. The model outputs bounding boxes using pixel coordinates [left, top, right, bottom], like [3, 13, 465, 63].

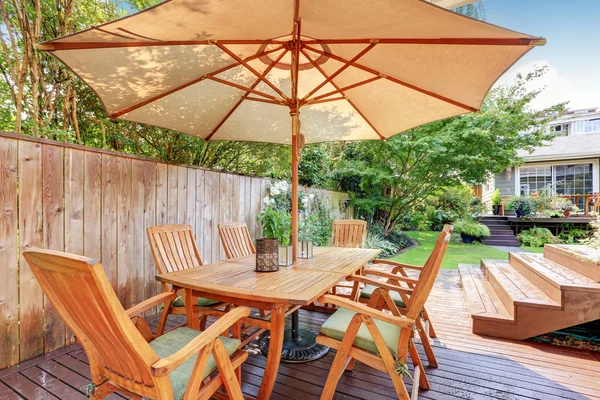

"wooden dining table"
[156, 246, 380, 400]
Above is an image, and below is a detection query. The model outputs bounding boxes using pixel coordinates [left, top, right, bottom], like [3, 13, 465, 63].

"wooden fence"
[0, 131, 350, 369]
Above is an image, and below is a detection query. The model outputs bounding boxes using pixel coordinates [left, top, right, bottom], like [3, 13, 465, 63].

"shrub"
[369, 224, 414, 250]
[506, 196, 536, 217]
[365, 232, 400, 258]
[299, 192, 335, 246]
[491, 189, 502, 205]
[453, 218, 490, 238]
[517, 227, 558, 247]
[558, 228, 590, 244]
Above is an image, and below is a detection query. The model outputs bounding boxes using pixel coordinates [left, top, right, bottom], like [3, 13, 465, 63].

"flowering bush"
[258, 181, 336, 247]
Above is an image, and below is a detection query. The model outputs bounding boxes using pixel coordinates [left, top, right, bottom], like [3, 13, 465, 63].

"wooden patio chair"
[330, 219, 367, 249]
[315, 231, 451, 400]
[313, 219, 368, 312]
[23, 248, 250, 400]
[218, 222, 256, 259]
[148, 224, 229, 336]
[356, 225, 453, 369]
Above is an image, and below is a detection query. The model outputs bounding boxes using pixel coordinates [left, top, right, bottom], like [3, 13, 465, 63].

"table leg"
[256, 304, 285, 400]
[184, 289, 200, 330]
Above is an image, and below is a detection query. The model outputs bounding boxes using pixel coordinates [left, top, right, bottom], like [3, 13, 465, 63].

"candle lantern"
[278, 244, 293, 266]
[255, 238, 279, 272]
[299, 240, 313, 259]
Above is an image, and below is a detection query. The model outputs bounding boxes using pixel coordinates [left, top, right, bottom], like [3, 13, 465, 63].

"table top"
[156, 247, 380, 305]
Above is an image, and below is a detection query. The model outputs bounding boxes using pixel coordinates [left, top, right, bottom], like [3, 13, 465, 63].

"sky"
[483, 0, 600, 111]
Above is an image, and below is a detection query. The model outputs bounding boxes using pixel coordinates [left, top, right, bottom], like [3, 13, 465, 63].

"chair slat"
[330, 220, 367, 249]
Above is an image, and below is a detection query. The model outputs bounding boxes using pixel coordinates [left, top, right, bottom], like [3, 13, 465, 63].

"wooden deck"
[1, 270, 599, 400]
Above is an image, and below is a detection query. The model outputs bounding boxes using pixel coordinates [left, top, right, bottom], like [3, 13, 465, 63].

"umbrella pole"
[291, 110, 299, 263]
[259, 108, 329, 363]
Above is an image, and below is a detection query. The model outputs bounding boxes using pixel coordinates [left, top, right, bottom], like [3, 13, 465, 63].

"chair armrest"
[372, 259, 423, 272]
[126, 292, 178, 318]
[151, 306, 251, 377]
[362, 269, 419, 285]
[348, 275, 413, 296]
[318, 294, 414, 329]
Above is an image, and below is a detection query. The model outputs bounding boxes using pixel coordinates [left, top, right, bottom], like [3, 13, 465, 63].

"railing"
[499, 194, 599, 216]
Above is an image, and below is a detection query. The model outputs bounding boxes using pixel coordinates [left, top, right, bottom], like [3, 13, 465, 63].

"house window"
[519, 163, 594, 196]
[574, 119, 600, 134]
[519, 166, 552, 195]
[554, 163, 593, 195]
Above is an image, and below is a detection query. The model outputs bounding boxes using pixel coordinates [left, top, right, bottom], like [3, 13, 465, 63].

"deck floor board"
[0, 270, 598, 400]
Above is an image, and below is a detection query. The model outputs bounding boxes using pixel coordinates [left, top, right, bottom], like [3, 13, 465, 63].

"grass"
[390, 231, 513, 269]
[520, 246, 545, 254]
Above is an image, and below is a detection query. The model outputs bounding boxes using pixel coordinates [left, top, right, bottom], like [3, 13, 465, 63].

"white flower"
[280, 181, 289, 192]
[263, 196, 271, 205]
[309, 193, 315, 200]
[302, 197, 309, 204]
[270, 187, 280, 196]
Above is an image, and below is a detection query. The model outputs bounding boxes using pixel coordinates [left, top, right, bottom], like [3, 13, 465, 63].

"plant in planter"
[491, 189, 502, 215]
[506, 196, 535, 218]
[257, 196, 292, 267]
[453, 218, 490, 244]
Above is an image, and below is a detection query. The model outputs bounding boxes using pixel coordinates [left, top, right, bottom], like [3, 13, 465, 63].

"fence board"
[203, 170, 215, 264]
[211, 172, 221, 262]
[42, 145, 66, 353]
[64, 148, 84, 345]
[143, 162, 158, 300]
[102, 154, 118, 291]
[167, 165, 178, 224]
[195, 170, 205, 260]
[131, 160, 147, 306]
[0, 133, 349, 368]
[83, 152, 102, 262]
[0, 137, 18, 368]
[18, 141, 44, 361]
[117, 158, 133, 308]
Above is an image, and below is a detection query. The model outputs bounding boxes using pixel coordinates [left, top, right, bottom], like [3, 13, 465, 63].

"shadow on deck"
[0, 270, 598, 400]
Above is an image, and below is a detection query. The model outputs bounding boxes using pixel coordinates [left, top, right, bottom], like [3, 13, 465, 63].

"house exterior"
[481, 107, 600, 208]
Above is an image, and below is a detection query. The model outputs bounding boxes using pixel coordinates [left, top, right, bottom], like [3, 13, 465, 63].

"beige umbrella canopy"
[38, 0, 544, 259]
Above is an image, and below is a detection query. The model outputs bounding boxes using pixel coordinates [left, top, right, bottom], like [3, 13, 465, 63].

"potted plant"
[257, 196, 293, 266]
[506, 196, 534, 218]
[454, 218, 491, 243]
[491, 189, 502, 215]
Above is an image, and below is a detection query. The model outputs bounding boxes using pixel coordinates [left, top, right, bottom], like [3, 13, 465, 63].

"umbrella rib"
[304, 44, 477, 112]
[205, 48, 289, 141]
[300, 43, 376, 102]
[303, 76, 381, 105]
[109, 46, 284, 119]
[301, 37, 546, 46]
[301, 48, 385, 140]
[214, 42, 290, 101]
[206, 76, 280, 101]
[37, 39, 284, 51]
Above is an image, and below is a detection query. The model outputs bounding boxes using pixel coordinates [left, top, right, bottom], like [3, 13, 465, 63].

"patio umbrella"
[37, 0, 544, 361]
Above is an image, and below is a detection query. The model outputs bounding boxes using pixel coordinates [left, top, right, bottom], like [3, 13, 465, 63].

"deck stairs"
[479, 216, 519, 247]
[458, 244, 600, 340]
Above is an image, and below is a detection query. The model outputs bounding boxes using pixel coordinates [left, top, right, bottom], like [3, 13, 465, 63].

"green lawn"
[390, 231, 513, 269]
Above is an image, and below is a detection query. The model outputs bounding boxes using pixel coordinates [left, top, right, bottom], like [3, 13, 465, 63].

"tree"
[338, 67, 565, 235]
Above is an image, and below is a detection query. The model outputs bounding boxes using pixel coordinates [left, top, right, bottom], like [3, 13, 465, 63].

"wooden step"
[544, 244, 600, 281]
[480, 260, 561, 315]
[480, 239, 520, 246]
[509, 252, 600, 303]
[458, 264, 513, 324]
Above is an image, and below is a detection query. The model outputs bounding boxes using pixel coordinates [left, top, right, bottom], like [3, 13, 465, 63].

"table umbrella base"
[259, 328, 329, 363]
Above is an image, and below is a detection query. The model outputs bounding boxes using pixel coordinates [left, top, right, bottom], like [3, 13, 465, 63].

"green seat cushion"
[171, 296, 220, 308]
[150, 327, 241, 400]
[319, 307, 401, 358]
[360, 284, 406, 308]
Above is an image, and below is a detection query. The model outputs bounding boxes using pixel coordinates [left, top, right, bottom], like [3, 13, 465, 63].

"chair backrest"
[218, 222, 256, 259]
[404, 230, 451, 320]
[147, 224, 203, 274]
[330, 220, 367, 248]
[23, 249, 161, 393]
